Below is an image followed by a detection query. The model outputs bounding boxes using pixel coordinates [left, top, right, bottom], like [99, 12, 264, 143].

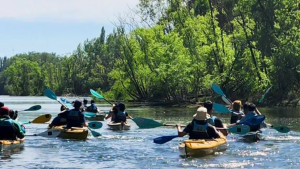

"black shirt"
[183, 119, 220, 139]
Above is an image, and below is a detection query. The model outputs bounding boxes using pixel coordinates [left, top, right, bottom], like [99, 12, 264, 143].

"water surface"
[1, 96, 300, 169]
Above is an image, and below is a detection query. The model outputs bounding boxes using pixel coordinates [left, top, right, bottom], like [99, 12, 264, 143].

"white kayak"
[107, 122, 131, 130]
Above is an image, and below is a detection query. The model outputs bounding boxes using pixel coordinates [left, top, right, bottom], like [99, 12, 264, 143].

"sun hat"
[193, 107, 208, 121]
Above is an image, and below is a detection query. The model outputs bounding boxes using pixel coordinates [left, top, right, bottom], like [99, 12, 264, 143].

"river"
[0, 96, 300, 168]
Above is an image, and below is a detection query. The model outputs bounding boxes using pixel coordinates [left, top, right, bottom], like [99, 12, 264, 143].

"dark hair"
[83, 99, 88, 104]
[73, 100, 82, 108]
[60, 105, 66, 111]
[248, 103, 256, 111]
[0, 102, 4, 107]
[118, 103, 126, 112]
[91, 100, 95, 104]
[204, 101, 213, 112]
[243, 102, 250, 111]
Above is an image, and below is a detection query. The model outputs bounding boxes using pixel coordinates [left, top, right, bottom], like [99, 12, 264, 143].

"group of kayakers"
[176, 100, 263, 140]
[0, 102, 26, 141]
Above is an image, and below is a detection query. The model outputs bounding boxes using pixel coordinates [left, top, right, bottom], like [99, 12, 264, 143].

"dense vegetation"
[1, 0, 300, 105]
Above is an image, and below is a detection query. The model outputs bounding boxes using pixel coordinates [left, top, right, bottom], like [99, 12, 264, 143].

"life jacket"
[230, 110, 243, 124]
[0, 116, 17, 140]
[207, 116, 216, 126]
[113, 111, 126, 123]
[189, 119, 210, 139]
[87, 104, 97, 113]
[66, 110, 83, 128]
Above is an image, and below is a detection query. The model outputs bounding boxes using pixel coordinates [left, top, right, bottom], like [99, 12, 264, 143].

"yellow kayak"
[52, 126, 89, 140]
[107, 122, 131, 130]
[179, 137, 227, 157]
[0, 138, 25, 150]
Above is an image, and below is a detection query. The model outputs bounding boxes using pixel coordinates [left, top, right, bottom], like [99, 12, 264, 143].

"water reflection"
[0, 145, 24, 161]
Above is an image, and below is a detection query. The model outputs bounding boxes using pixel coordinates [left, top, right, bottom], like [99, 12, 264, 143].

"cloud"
[0, 0, 140, 23]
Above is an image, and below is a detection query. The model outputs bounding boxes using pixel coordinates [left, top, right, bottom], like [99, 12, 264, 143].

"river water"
[0, 96, 300, 169]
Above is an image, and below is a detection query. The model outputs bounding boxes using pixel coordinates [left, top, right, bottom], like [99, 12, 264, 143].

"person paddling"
[203, 101, 228, 136]
[59, 100, 88, 128]
[238, 103, 262, 132]
[105, 103, 133, 123]
[86, 100, 98, 113]
[0, 102, 19, 120]
[48, 105, 68, 128]
[0, 106, 25, 140]
[177, 107, 222, 139]
[230, 100, 244, 124]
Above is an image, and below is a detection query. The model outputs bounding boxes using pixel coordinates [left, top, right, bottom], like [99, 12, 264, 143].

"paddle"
[212, 83, 232, 104]
[21, 114, 52, 124]
[258, 86, 272, 103]
[88, 127, 101, 137]
[153, 124, 251, 144]
[213, 103, 231, 113]
[19, 105, 42, 112]
[90, 89, 112, 105]
[44, 88, 68, 108]
[60, 98, 73, 108]
[27, 128, 62, 138]
[88, 121, 103, 129]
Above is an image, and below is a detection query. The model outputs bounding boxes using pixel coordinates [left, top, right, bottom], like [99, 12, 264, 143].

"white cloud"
[0, 0, 140, 23]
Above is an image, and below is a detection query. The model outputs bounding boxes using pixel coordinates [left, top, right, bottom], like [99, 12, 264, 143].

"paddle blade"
[213, 103, 231, 113]
[153, 135, 178, 144]
[88, 127, 101, 137]
[132, 117, 164, 129]
[90, 89, 104, 99]
[23, 105, 42, 111]
[36, 129, 61, 138]
[273, 126, 290, 133]
[259, 86, 273, 103]
[31, 114, 52, 123]
[212, 83, 226, 97]
[60, 98, 73, 108]
[221, 96, 231, 105]
[83, 112, 97, 117]
[44, 88, 57, 100]
[238, 115, 266, 127]
[227, 124, 250, 135]
[88, 122, 103, 129]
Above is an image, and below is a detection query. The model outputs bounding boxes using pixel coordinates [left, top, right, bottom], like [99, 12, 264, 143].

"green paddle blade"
[227, 124, 250, 135]
[23, 105, 42, 111]
[83, 112, 97, 117]
[132, 117, 164, 129]
[259, 86, 273, 103]
[273, 126, 290, 133]
[88, 122, 103, 129]
[88, 127, 101, 137]
[213, 103, 231, 113]
[90, 89, 104, 99]
[44, 88, 57, 100]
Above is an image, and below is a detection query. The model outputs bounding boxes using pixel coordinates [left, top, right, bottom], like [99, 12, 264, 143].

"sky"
[0, 0, 140, 57]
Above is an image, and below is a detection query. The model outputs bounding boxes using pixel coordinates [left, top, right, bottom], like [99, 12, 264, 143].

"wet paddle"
[44, 88, 68, 108]
[258, 86, 272, 104]
[153, 124, 251, 144]
[88, 121, 103, 129]
[212, 83, 232, 104]
[90, 89, 112, 105]
[88, 127, 101, 137]
[19, 105, 42, 112]
[21, 114, 52, 124]
[213, 103, 231, 113]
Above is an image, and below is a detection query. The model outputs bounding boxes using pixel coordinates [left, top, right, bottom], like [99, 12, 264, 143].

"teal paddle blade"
[213, 103, 231, 113]
[83, 112, 97, 117]
[88, 127, 101, 137]
[133, 117, 164, 129]
[88, 122, 103, 129]
[212, 83, 226, 97]
[23, 105, 42, 111]
[227, 124, 250, 135]
[221, 96, 231, 105]
[90, 89, 104, 99]
[273, 126, 290, 133]
[60, 98, 73, 108]
[153, 135, 178, 144]
[259, 86, 272, 103]
[44, 88, 57, 100]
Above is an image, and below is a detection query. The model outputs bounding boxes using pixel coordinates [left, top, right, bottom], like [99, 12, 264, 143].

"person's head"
[83, 99, 88, 104]
[118, 103, 126, 112]
[91, 100, 95, 104]
[0, 102, 4, 107]
[233, 100, 242, 111]
[60, 105, 66, 111]
[0, 106, 10, 116]
[73, 100, 82, 109]
[243, 102, 250, 114]
[248, 103, 256, 111]
[9, 110, 18, 120]
[193, 107, 208, 121]
[204, 101, 213, 114]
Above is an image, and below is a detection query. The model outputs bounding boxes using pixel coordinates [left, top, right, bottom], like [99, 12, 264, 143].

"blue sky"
[0, 0, 140, 57]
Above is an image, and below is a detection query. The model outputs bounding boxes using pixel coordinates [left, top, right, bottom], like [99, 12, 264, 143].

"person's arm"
[105, 112, 113, 120]
[176, 124, 188, 137]
[12, 121, 25, 139]
[125, 112, 133, 119]
[208, 126, 221, 139]
[80, 113, 88, 127]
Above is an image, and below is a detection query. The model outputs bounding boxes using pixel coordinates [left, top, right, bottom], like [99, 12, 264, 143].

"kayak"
[241, 131, 262, 142]
[85, 114, 105, 121]
[52, 126, 89, 140]
[0, 138, 25, 151]
[107, 122, 131, 130]
[179, 137, 227, 157]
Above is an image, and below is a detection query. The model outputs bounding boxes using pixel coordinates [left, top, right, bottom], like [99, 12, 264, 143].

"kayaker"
[238, 103, 262, 131]
[176, 107, 222, 139]
[48, 105, 68, 128]
[9, 110, 18, 120]
[230, 100, 244, 124]
[86, 100, 98, 113]
[0, 102, 4, 107]
[60, 100, 88, 128]
[105, 102, 133, 123]
[83, 99, 88, 109]
[0, 106, 25, 140]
